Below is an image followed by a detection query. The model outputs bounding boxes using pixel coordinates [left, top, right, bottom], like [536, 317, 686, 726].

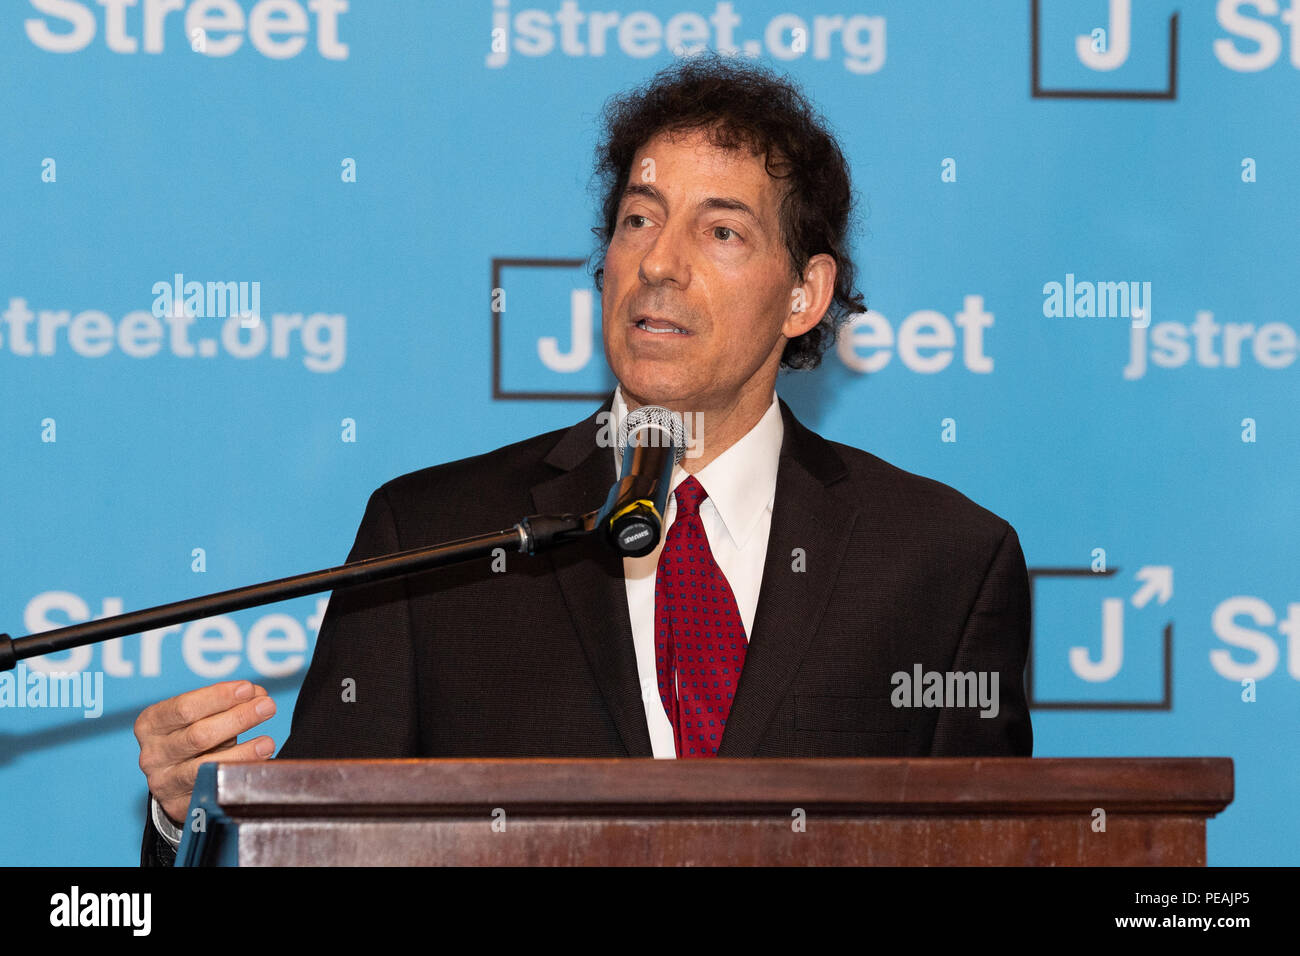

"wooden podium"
[177, 757, 1232, 866]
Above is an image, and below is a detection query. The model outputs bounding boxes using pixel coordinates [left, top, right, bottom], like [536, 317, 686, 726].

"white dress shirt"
[611, 386, 784, 759]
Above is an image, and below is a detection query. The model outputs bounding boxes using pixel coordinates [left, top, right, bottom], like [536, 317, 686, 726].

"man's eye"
[713, 226, 739, 242]
[623, 214, 649, 228]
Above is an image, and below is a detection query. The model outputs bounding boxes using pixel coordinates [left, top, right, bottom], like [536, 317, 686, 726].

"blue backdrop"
[2, 0, 1296, 865]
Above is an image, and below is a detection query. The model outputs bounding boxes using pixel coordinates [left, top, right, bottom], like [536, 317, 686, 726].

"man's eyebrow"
[699, 196, 761, 224]
[621, 183, 666, 206]
[620, 184, 764, 227]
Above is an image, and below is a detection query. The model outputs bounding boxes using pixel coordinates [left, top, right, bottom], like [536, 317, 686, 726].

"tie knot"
[673, 475, 708, 517]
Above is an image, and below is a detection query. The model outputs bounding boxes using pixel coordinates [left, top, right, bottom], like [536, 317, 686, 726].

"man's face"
[600, 128, 808, 415]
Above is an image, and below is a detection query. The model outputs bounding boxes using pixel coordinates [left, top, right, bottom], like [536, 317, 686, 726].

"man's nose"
[637, 225, 690, 288]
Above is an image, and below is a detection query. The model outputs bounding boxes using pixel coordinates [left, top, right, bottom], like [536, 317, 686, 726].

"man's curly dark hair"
[590, 53, 866, 370]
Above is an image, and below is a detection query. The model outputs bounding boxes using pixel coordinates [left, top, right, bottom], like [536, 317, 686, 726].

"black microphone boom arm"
[0, 509, 596, 673]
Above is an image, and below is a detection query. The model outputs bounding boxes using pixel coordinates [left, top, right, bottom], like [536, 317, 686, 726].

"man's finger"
[159, 694, 277, 763]
[138, 680, 266, 737]
[177, 735, 276, 790]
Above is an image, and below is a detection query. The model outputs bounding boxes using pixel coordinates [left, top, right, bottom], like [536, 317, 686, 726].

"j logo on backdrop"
[491, 257, 614, 400]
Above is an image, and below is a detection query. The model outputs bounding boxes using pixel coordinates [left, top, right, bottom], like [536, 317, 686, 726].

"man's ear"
[783, 253, 837, 338]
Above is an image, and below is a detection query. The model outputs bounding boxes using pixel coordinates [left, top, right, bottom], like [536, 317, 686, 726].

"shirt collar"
[610, 385, 783, 551]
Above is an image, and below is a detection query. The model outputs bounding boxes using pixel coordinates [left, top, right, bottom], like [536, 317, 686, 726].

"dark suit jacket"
[142, 397, 1032, 864]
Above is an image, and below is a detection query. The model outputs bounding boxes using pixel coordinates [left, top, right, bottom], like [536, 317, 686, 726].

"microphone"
[597, 405, 688, 557]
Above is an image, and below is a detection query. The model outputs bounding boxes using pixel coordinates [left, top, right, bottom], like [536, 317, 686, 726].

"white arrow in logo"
[1132, 565, 1173, 608]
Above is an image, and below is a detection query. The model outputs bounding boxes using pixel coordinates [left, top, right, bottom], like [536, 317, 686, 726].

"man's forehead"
[626, 129, 780, 207]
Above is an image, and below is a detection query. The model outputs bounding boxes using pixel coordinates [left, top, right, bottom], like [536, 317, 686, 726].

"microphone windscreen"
[618, 405, 687, 465]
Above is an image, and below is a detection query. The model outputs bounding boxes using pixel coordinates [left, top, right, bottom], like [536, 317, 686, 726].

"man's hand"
[134, 680, 277, 825]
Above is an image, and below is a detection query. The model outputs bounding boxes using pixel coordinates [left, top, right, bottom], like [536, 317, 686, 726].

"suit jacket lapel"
[529, 397, 654, 757]
[717, 399, 857, 757]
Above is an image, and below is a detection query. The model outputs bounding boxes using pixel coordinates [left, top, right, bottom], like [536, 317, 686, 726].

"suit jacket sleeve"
[928, 524, 1033, 757]
[139, 485, 419, 866]
[274, 484, 420, 760]
[139, 795, 180, 867]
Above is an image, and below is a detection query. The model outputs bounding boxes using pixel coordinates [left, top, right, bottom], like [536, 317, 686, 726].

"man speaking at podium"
[135, 54, 1033, 866]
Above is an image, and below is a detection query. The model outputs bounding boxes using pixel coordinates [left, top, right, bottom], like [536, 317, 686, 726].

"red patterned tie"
[653, 475, 749, 757]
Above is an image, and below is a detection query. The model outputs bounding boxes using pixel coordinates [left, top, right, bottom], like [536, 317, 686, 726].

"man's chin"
[615, 376, 697, 412]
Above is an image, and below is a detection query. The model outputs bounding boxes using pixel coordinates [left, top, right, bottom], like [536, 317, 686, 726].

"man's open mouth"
[635, 316, 689, 334]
